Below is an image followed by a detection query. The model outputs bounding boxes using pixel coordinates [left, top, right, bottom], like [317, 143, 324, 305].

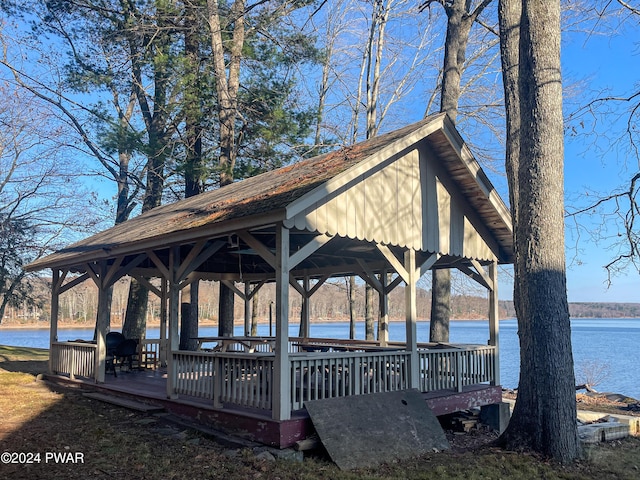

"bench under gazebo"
[27, 112, 513, 447]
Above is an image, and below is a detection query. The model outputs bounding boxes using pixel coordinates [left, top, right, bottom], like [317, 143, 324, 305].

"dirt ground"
[503, 388, 640, 416]
[3, 346, 640, 480]
[574, 392, 640, 417]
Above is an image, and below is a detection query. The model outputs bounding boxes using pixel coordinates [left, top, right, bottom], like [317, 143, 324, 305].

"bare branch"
[616, 0, 640, 15]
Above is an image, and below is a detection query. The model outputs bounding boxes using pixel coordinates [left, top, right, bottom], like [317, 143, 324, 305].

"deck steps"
[83, 392, 165, 413]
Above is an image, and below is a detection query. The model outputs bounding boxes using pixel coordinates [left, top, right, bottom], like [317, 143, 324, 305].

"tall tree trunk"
[498, 0, 521, 316]
[207, 0, 244, 186]
[218, 282, 235, 336]
[121, 0, 171, 340]
[122, 279, 148, 341]
[497, 0, 580, 462]
[438, 0, 475, 123]
[498, 0, 521, 229]
[251, 288, 259, 336]
[207, 0, 244, 332]
[428, 0, 492, 342]
[429, 270, 450, 342]
[114, 95, 137, 226]
[348, 276, 356, 339]
[365, 284, 375, 340]
[179, 283, 199, 351]
[298, 295, 308, 337]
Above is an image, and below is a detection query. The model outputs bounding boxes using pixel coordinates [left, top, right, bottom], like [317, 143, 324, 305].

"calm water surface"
[2, 318, 638, 399]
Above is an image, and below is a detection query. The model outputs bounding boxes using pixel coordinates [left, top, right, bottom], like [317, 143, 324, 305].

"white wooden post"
[488, 261, 500, 385]
[95, 263, 110, 383]
[273, 224, 291, 420]
[49, 269, 60, 375]
[167, 247, 180, 399]
[404, 249, 419, 389]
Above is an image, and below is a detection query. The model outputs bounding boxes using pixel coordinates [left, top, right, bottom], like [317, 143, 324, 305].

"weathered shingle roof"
[27, 113, 513, 272]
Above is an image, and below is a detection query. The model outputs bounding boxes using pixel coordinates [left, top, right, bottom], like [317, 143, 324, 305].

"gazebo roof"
[27, 113, 513, 279]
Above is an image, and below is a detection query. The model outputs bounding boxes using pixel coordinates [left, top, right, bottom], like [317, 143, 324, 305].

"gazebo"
[27, 113, 513, 447]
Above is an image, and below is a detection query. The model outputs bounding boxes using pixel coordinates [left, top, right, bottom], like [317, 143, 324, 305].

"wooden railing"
[418, 345, 496, 392]
[170, 343, 495, 415]
[289, 351, 410, 411]
[172, 351, 274, 410]
[172, 351, 217, 399]
[218, 353, 273, 410]
[50, 341, 97, 380]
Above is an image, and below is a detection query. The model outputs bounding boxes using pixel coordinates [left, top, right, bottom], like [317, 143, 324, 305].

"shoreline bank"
[0, 316, 495, 330]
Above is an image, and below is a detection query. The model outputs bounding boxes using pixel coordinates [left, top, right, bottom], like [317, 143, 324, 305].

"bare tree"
[312, 0, 439, 337]
[575, 359, 611, 392]
[0, 0, 183, 339]
[0, 16, 142, 226]
[310, 0, 440, 144]
[420, 0, 494, 343]
[0, 81, 98, 323]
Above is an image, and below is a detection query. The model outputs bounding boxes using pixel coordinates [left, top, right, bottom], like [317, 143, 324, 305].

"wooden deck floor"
[102, 368, 217, 411]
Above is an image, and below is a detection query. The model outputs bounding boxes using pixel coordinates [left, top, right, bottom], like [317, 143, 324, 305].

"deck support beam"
[167, 247, 180, 399]
[94, 262, 110, 383]
[273, 224, 291, 420]
[160, 278, 168, 366]
[49, 269, 64, 375]
[488, 260, 500, 385]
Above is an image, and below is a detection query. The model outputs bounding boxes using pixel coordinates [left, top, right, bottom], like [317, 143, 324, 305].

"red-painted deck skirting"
[44, 371, 500, 448]
[423, 385, 503, 416]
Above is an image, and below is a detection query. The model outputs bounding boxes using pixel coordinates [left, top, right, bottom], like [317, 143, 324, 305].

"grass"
[1, 345, 639, 479]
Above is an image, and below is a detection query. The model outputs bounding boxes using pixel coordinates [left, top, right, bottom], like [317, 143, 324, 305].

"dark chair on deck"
[106, 332, 125, 377]
[115, 338, 139, 372]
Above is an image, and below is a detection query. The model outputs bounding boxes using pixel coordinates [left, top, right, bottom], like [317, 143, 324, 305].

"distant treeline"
[498, 301, 640, 319]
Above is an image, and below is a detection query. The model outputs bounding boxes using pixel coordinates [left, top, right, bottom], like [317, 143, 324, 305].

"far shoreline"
[2, 316, 639, 331]
[0, 316, 494, 330]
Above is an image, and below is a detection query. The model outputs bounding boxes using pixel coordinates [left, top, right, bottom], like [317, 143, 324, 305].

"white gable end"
[286, 144, 498, 262]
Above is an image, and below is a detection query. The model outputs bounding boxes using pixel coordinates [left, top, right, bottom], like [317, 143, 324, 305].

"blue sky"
[560, 21, 639, 303]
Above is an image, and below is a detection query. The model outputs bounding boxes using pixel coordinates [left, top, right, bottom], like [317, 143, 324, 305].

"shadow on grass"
[0, 346, 49, 376]
[0, 359, 48, 375]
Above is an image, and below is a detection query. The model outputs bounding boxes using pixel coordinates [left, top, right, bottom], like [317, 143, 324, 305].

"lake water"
[2, 318, 638, 399]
